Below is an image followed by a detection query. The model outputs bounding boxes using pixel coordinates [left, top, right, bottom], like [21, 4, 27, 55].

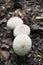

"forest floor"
[0, 0, 43, 65]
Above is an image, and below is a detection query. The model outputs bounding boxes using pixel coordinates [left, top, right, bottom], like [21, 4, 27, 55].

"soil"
[0, 0, 43, 65]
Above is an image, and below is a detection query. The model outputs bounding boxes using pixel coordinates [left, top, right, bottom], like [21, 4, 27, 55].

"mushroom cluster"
[7, 17, 32, 56]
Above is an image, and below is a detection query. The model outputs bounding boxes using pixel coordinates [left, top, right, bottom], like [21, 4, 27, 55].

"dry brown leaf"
[14, 9, 26, 19]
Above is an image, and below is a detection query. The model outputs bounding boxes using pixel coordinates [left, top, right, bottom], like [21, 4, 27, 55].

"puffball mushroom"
[7, 17, 23, 30]
[13, 24, 30, 36]
[13, 34, 32, 56]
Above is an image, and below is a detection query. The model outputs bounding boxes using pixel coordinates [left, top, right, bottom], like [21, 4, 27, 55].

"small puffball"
[13, 24, 30, 36]
[7, 17, 23, 30]
[13, 34, 32, 56]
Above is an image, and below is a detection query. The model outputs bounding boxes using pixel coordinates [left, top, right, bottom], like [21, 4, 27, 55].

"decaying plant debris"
[0, 0, 43, 65]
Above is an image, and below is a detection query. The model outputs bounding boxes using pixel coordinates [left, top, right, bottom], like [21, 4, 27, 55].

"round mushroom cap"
[7, 17, 23, 30]
[13, 34, 32, 56]
[13, 24, 30, 36]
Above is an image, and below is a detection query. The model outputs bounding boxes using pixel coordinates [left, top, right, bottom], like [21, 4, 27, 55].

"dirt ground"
[0, 0, 43, 65]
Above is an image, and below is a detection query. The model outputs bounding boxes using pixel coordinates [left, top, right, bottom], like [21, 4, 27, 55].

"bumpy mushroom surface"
[13, 34, 32, 56]
[13, 24, 30, 36]
[7, 17, 23, 30]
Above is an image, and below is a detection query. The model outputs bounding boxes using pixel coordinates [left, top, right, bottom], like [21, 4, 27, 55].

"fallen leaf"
[35, 16, 43, 19]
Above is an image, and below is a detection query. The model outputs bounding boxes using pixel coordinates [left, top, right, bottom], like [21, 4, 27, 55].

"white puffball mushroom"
[13, 24, 30, 37]
[13, 34, 32, 56]
[7, 17, 23, 30]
